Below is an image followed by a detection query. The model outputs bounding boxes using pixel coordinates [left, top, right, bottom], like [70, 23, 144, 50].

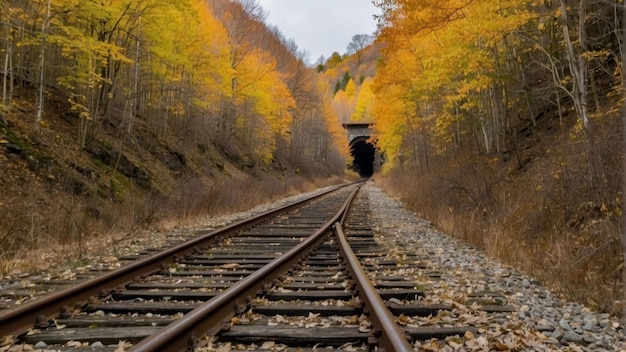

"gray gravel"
[364, 181, 626, 351]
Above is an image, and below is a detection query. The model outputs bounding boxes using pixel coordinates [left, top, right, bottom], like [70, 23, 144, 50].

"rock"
[493, 318, 507, 325]
[562, 332, 583, 344]
[602, 327, 616, 336]
[597, 338, 612, 349]
[521, 279, 531, 288]
[34, 341, 48, 349]
[548, 337, 561, 347]
[599, 319, 610, 328]
[551, 330, 563, 340]
[91, 341, 104, 348]
[530, 309, 543, 318]
[582, 334, 595, 344]
[537, 325, 555, 332]
[559, 320, 572, 331]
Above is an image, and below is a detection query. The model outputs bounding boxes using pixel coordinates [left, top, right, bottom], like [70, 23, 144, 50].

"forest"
[0, 0, 348, 273]
[0, 0, 624, 314]
[365, 0, 623, 313]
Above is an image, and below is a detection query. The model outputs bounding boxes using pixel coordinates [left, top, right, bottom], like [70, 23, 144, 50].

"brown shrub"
[374, 113, 623, 314]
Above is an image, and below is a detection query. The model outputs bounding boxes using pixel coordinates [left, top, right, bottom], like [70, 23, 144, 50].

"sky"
[256, 0, 380, 64]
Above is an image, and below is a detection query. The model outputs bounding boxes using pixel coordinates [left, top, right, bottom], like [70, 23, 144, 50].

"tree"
[559, 0, 589, 129]
[34, 0, 50, 136]
[1, 1, 14, 126]
[351, 77, 375, 122]
[374, 0, 475, 42]
[1, 0, 346, 173]
[326, 51, 342, 68]
[346, 34, 373, 64]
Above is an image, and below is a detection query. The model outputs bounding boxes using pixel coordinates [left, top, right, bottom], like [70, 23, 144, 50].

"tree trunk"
[35, 0, 51, 136]
[621, 2, 626, 324]
[128, 35, 140, 135]
[559, 0, 589, 128]
[1, 22, 11, 125]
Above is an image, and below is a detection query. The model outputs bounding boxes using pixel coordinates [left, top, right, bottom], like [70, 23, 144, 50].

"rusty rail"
[0, 184, 348, 338]
[334, 222, 414, 352]
[128, 184, 362, 352]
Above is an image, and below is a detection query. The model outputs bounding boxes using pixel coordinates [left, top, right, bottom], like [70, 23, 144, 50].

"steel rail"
[334, 222, 414, 352]
[129, 184, 362, 352]
[0, 184, 348, 338]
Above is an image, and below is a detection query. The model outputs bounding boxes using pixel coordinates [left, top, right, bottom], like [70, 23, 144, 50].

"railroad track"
[1, 183, 519, 351]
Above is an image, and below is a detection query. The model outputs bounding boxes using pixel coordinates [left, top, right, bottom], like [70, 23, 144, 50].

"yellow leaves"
[0, 335, 15, 349]
[373, 0, 538, 168]
[344, 79, 357, 100]
[230, 47, 296, 164]
[350, 78, 375, 122]
[114, 340, 131, 352]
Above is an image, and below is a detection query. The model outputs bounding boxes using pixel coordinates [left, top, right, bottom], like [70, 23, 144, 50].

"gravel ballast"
[364, 181, 625, 351]
[1, 181, 625, 351]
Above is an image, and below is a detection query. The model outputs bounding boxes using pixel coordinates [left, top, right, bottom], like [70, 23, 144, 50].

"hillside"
[304, 0, 625, 314]
[0, 84, 347, 271]
[367, 0, 624, 313]
[2, 0, 624, 317]
[0, 0, 350, 273]
[317, 41, 381, 125]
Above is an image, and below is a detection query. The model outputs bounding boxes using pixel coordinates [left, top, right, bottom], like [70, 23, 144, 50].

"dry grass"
[0, 174, 345, 276]
[374, 113, 623, 314]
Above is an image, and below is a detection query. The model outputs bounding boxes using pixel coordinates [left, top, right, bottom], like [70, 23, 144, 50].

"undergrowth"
[0, 174, 344, 276]
[374, 111, 623, 315]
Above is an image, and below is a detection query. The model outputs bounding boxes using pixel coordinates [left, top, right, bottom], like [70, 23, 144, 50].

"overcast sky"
[256, 0, 380, 64]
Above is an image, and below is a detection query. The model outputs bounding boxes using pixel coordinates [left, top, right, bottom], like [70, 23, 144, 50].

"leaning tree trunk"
[559, 0, 589, 129]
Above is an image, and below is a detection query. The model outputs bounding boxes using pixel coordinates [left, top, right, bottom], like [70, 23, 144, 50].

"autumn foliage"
[0, 0, 351, 271]
[0, 0, 347, 168]
[371, 0, 623, 312]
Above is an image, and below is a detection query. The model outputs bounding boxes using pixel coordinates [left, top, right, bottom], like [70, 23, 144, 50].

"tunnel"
[350, 138, 375, 177]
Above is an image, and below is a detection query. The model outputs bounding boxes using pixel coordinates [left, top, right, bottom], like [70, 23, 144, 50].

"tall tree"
[1, 1, 14, 126]
[351, 77, 375, 122]
[34, 0, 50, 136]
[346, 34, 373, 64]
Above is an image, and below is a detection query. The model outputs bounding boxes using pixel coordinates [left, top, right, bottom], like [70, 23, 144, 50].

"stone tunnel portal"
[350, 137, 375, 177]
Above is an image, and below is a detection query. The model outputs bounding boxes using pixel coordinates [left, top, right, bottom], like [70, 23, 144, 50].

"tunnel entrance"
[350, 139, 375, 177]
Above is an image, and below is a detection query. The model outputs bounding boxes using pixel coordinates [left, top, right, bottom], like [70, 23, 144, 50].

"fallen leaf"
[308, 312, 320, 319]
[26, 328, 40, 336]
[221, 263, 239, 269]
[261, 341, 275, 349]
[66, 340, 83, 348]
[0, 335, 14, 348]
[53, 318, 67, 330]
[114, 340, 127, 352]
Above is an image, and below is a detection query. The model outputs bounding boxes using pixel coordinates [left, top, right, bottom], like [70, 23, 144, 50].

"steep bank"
[0, 86, 347, 274]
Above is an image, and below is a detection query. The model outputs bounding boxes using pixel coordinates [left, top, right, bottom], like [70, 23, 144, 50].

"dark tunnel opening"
[350, 139, 375, 177]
